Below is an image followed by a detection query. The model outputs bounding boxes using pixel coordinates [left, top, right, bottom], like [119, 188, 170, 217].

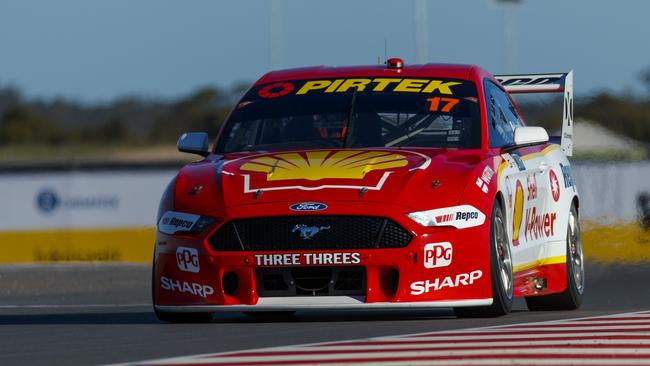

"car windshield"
[216, 77, 481, 153]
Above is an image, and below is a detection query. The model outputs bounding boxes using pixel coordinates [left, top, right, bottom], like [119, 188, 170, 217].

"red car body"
[152, 61, 582, 317]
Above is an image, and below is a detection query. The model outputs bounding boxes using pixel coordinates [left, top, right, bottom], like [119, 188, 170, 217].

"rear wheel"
[454, 199, 513, 318]
[525, 203, 584, 310]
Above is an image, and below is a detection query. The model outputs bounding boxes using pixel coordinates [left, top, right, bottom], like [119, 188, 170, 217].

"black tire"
[151, 256, 213, 323]
[454, 199, 513, 318]
[525, 203, 584, 311]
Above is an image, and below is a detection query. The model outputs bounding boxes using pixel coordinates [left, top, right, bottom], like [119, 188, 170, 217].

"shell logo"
[239, 150, 408, 181]
[512, 179, 525, 246]
[549, 169, 561, 202]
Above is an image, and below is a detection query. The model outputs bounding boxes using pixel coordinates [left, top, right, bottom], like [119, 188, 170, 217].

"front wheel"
[455, 199, 513, 318]
[525, 203, 584, 310]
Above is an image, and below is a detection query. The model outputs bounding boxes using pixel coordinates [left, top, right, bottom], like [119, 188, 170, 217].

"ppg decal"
[424, 242, 453, 269]
[176, 247, 200, 273]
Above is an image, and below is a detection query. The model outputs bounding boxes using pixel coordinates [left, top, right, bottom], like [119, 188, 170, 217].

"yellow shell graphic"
[240, 150, 408, 181]
[512, 180, 525, 246]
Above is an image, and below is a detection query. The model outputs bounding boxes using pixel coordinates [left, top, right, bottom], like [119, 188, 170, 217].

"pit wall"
[0, 162, 648, 263]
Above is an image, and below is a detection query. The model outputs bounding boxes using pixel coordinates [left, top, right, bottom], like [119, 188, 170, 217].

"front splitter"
[155, 296, 492, 312]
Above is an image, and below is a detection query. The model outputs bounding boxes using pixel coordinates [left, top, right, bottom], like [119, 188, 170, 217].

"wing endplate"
[495, 71, 574, 156]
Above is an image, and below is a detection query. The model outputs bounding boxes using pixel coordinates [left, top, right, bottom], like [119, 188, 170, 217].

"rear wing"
[495, 71, 574, 156]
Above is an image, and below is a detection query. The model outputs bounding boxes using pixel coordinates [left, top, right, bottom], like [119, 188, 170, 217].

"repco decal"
[426, 205, 485, 229]
[158, 211, 199, 235]
[435, 214, 454, 223]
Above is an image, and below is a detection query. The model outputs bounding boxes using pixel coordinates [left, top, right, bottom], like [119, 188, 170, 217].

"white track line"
[197, 360, 650, 366]
[505, 319, 650, 325]
[196, 349, 650, 363]
[348, 332, 650, 343]
[269, 339, 650, 351]
[460, 325, 650, 331]
[123, 310, 650, 366]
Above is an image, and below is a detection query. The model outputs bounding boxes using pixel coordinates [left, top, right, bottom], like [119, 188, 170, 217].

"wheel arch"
[572, 195, 579, 213]
[494, 191, 507, 213]
[493, 190, 508, 240]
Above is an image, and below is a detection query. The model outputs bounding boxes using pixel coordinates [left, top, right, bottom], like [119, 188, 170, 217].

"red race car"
[153, 59, 583, 322]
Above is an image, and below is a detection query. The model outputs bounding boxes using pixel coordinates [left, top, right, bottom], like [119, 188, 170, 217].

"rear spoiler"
[495, 71, 574, 156]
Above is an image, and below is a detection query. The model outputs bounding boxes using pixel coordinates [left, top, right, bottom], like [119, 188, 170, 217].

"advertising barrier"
[0, 161, 647, 263]
[0, 165, 176, 263]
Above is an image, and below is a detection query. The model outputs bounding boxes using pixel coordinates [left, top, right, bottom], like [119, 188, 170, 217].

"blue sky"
[1, 0, 649, 103]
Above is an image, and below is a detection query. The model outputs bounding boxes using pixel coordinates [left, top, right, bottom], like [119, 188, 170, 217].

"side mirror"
[513, 126, 549, 147]
[177, 132, 210, 157]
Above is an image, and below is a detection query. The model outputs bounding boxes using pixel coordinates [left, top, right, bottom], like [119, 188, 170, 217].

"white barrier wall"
[573, 161, 650, 223]
[0, 169, 176, 231]
[1, 161, 644, 264]
[0, 162, 646, 232]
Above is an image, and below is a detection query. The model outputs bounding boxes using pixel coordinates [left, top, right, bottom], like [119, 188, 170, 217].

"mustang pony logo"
[240, 150, 407, 181]
[292, 224, 330, 240]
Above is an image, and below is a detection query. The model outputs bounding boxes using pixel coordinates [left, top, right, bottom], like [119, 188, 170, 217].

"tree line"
[1, 72, 650, 148]
[0, 83, 248, 146]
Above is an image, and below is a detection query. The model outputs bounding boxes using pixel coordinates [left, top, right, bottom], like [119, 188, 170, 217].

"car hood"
[173, 148, 486, 215]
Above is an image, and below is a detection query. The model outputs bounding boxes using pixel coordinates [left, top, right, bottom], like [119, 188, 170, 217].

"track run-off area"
[133, 310, 650, 365]
[1, 262, 650, 365]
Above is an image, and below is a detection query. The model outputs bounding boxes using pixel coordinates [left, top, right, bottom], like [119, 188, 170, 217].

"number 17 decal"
[427, 97, 459, 113]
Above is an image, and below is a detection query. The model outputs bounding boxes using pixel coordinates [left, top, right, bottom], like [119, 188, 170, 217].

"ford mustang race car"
[152, 59, 583, 322]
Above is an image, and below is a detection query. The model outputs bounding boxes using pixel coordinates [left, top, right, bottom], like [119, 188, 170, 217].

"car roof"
[255, 63, 487, 85]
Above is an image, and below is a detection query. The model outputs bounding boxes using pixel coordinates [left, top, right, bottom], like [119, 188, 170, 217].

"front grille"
[256, 266, 366, 297]
[208, 215, 412, 251]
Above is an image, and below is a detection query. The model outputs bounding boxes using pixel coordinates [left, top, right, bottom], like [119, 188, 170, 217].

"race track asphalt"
[0, 262, 647, 366]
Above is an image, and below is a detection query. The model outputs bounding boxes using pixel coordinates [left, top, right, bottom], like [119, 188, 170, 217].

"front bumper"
[153, 201, 493, 310]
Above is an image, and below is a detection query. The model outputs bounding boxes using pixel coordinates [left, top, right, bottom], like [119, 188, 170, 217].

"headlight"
[158, 210, 217, 236]
[407, 205, 486, 229]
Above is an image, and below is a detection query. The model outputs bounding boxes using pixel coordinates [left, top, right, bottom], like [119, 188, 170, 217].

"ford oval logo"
[289, 202, 328, 211]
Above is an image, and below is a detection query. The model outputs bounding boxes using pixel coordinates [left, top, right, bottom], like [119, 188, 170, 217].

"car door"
[485, 80, 549, 272]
